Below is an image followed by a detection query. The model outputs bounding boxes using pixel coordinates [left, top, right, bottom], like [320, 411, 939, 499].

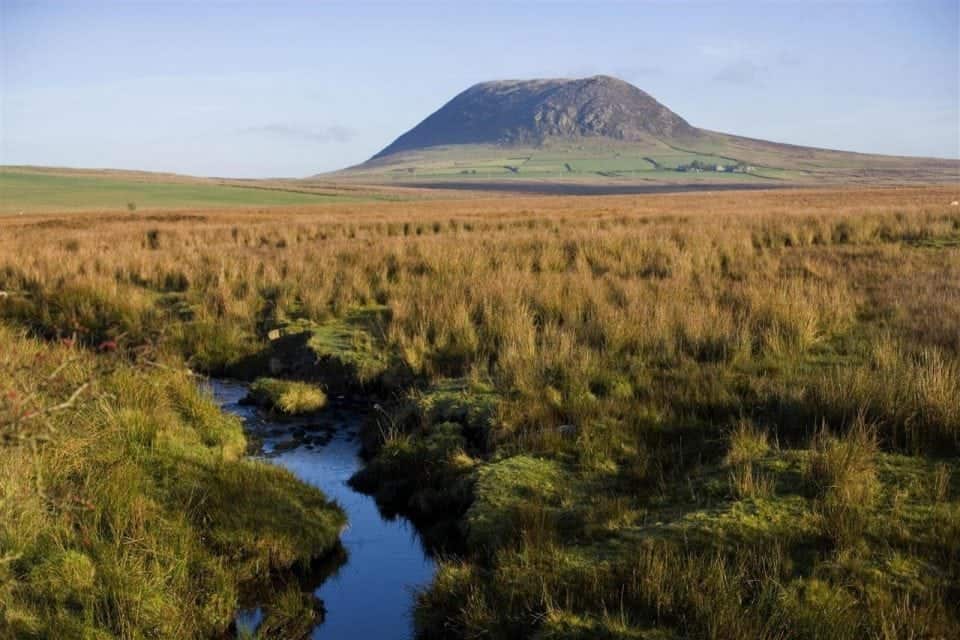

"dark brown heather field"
[2, 185, 959, 639]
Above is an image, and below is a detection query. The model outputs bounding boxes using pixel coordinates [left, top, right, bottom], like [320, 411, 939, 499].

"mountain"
[372, 75, 699, 158]
[332, 76, 959, 189]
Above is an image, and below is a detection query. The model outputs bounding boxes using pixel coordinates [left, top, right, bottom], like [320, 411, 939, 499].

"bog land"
[1, 183, 959, 639]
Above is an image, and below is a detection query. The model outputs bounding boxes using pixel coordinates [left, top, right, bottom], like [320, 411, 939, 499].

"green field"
[0, 168, 362, 213]
[338, 140, 784, 182]
[336, 134, 960, 186]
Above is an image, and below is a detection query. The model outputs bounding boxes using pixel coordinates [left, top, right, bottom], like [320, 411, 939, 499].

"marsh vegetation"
[0, 327, 345, 638]
[1, 186, 958, 638]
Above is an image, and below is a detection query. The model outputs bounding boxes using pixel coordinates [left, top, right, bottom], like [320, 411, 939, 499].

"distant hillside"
[335, 75, 959, 188]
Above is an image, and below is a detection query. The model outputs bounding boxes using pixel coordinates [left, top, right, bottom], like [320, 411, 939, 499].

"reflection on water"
[209, 380, 435, 639]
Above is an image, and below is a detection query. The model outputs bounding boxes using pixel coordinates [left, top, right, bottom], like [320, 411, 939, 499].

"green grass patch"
[466, 455, 565, 552]
[0, 325, 345, 638]
[305, 307, 393, 385]
[257, 305, 409, 390]
[351, 378, 500, 520]
[0, 168, 355, 213]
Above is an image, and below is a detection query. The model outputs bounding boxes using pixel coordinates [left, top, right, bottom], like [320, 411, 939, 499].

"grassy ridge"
[0, 186, 958, 638]
[0, 328, 345, 638]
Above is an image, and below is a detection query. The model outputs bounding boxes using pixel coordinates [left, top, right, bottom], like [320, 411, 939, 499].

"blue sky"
[2, 0, 957, 177]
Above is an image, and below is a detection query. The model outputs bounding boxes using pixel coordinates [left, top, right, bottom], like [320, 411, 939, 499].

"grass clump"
[728, 463, 775, 500]
[351, 378, 498, 521]
[351, 420, 476, 519]
[809, 344, 960, 452]
[248, 377, 327, 415]
[175, 319, 261, 375]
[726, 420, 775, 499]
[725, 419, 771, 466]
[256, 307, 407, 391]
[240, 585, 325, 640]
[806, 418, 879, 504]
[804, 418, 879, 548]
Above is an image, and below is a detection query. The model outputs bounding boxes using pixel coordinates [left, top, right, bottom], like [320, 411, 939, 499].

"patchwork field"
[334, 135, 960, 187]
[1, 185, 959, 639]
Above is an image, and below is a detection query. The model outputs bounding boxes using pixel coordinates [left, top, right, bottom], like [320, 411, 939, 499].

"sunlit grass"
[0, 327, 345, 638]
[1, 185, 958, 638]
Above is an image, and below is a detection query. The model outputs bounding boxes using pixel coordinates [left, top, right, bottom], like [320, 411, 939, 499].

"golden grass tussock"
[805, 416, 881, 548]
[248, 377, 327, 414]
[806, 416, 880, 504]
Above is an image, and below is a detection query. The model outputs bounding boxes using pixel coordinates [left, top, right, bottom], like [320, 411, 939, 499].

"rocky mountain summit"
[373, 75, 699, 159]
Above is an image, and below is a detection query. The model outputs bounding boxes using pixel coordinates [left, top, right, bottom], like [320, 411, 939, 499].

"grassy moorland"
[1, 186, 959, 639]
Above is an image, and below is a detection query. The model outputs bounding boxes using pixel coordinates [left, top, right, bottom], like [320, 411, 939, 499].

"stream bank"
[210, 380, 435, 639]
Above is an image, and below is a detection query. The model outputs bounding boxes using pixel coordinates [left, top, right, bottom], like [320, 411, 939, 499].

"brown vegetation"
[2, 185, 959, 638]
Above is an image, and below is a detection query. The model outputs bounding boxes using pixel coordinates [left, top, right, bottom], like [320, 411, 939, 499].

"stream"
[208, 380, 435, 639]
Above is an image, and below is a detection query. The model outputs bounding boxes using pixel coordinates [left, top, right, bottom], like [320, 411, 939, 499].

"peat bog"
[1, 186, 959, 639]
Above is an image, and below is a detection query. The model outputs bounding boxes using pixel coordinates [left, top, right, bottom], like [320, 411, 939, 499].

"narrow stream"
[208, 380, 435, 639]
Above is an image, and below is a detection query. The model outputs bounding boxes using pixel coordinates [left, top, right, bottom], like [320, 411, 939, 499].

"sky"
[1, 0, 958, 178]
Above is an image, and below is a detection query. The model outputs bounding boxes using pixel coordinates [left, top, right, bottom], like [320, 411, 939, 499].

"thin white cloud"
[240, 123, 357, 144]
[777, 50, 803, 67]
[713, 60, 767, 87]
[698, 41, 764, 62]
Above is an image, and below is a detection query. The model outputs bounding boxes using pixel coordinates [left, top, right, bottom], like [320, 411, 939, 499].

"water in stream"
[209, 380, 435, 639]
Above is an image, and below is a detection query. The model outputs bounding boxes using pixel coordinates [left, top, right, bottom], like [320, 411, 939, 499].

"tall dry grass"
[2, 186, 959, 638]
[5, 188, 957, 444]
